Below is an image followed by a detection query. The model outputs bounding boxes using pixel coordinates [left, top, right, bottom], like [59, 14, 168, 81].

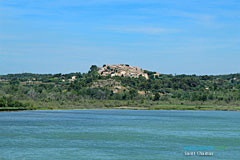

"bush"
[0, 96, 27, 108]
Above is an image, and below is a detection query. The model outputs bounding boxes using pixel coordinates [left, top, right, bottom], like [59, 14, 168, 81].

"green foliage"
[1, 70, 240, 110]
[0, 96, 28, 108]
[90, 65, 98, 72]
[153, 93, 160, 101]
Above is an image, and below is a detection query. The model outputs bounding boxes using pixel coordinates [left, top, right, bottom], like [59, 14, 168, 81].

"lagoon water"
[0, 110, 239, 160]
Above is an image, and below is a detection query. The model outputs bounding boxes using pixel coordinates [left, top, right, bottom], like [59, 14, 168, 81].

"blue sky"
[0, 0, 240, 75]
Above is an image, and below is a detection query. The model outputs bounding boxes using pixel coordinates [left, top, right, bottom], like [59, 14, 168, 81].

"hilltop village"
[0, 64, 161, 84]
[97, 64, 160, 80]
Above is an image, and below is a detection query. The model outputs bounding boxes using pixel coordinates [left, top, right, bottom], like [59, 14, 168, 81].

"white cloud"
[106, 26, 178, 35]
[176, 11, 215, 23]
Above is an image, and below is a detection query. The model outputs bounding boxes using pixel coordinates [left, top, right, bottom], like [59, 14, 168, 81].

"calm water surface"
[0, 110, 239, 160]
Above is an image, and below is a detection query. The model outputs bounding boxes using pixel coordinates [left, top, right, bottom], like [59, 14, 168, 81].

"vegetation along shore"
[1, 64, 240, 111]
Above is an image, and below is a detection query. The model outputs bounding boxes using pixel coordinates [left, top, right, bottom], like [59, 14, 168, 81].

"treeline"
[0, 96, 28, 108]
[1, 67, 240, 108]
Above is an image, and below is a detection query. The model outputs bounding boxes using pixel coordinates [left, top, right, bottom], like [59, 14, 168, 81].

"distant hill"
[1, 65, 240, 111]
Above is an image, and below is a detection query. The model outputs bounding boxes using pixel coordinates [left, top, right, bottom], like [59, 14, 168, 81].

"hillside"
[1, 65, 240, 111]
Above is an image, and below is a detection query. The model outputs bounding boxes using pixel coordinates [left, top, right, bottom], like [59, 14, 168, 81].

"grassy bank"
[34, 100, 240, 111]
[1, 101, 240, 111]
[149, 105, 240, 111]
[35, 105, 240, 111]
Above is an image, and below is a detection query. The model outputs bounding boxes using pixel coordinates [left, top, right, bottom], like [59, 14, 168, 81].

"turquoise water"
[0, 110, 239, 160]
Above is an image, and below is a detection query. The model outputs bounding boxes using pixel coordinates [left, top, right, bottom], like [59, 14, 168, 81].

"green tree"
[90, 65, 98, 72]
[153, 93, 160, 101]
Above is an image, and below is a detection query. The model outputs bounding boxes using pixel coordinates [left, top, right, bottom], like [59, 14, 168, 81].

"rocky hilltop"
[97, 64, 160, 79]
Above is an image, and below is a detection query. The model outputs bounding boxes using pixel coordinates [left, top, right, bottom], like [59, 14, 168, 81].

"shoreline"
[1, 105, 240, 112]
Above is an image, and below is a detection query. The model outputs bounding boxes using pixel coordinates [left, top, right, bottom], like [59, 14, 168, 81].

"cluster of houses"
[98, 64, 155, 79]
